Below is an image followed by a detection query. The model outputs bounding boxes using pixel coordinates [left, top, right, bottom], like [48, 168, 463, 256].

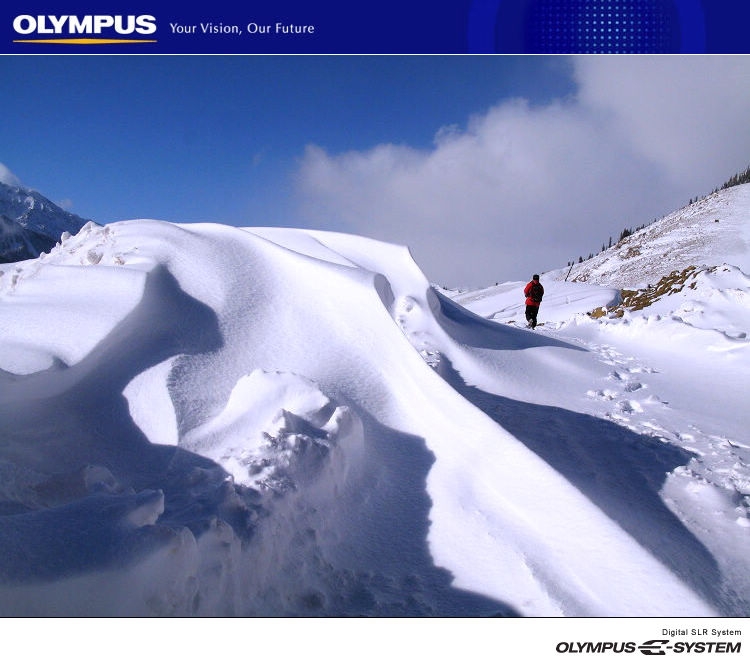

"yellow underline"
[13, 38, 157, 44]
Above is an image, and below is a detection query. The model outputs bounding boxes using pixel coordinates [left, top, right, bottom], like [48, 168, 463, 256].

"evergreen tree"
[720, 164, 750, 190]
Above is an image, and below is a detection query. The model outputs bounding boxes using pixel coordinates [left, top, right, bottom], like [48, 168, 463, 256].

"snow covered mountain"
[0, 186, 748, 616]
[559, 183, 750, 288]
[0, 181, 90, 263]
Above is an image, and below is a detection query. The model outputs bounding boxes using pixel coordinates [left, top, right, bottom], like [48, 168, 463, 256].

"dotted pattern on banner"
[525, 0, 679, 53]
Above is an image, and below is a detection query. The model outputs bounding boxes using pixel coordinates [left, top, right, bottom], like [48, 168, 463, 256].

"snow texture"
[0, 185, 749, 617]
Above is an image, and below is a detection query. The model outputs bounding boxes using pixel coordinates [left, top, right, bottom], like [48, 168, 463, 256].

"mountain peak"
[0, 180, 92, 263]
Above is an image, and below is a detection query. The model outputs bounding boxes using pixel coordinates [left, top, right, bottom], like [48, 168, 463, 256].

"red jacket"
[524, 280, 544, 306]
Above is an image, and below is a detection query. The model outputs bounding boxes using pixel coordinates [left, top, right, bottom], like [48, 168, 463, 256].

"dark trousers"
[525, 304, 539, 327]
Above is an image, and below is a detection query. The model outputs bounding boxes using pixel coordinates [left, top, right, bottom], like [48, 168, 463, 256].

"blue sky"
[3, 55, 750, 285]
[1, 56, 573, 227]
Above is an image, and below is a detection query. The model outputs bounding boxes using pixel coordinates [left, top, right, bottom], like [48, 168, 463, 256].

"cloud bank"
[297, 56, 750, 287]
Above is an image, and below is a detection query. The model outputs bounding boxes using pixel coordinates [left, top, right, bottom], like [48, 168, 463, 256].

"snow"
[565, 183, 750, 288]
[0, 192, 748, 617]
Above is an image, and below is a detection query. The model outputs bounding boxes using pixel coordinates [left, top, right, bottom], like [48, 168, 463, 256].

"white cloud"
[0, 162, 22, 187]
[575, 56, 750, 193]
[297, 56, 750, 287]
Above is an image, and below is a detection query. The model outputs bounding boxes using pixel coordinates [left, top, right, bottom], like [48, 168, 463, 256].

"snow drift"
[0, 218, 747, 616]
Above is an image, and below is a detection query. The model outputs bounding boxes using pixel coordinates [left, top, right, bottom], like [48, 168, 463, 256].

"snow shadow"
[267, 407, 520, 617]
[0, 265, 256, 592]
[361, 411, 525, 616]
[0, 265, 224, 479]
[437, 358, 726, 614]
[429, 288, 582, 351]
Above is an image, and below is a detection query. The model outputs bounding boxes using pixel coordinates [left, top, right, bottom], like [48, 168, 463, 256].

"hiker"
[524, 274, 544, 328]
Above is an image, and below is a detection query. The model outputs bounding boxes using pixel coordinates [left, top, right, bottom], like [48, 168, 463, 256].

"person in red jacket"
[524, 274, 544, 329]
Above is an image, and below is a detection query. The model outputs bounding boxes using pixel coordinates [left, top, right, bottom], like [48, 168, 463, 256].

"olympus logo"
[13, 15, 157, 42]
[555, 639, 742, 656]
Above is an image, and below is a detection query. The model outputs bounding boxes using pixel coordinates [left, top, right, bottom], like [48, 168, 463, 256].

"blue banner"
[1, 0, 749, 54]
